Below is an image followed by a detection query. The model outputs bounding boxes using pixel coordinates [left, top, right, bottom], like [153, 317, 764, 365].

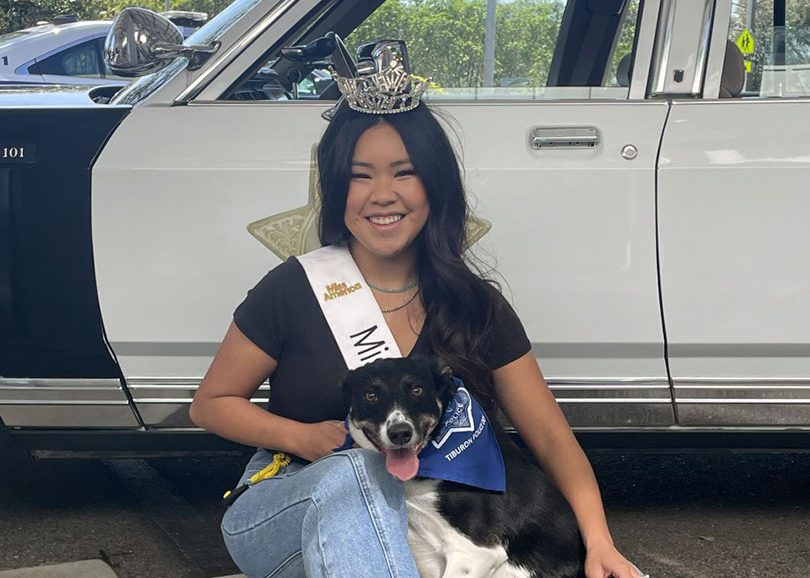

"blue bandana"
[336, 378, 506, 492]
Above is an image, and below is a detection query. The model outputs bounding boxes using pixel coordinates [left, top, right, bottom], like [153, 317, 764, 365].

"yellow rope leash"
[222, 452, 292, 507]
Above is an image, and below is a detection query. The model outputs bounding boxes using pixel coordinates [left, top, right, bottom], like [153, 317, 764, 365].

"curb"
[0, 561, 117, 578]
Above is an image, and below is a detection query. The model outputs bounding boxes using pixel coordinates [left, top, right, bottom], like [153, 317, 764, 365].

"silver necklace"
[367, 278, 419, 293]
[380, 289, 420, 313]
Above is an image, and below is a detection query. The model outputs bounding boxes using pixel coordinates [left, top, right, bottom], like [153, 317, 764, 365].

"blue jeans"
[221, 448, 421, 578]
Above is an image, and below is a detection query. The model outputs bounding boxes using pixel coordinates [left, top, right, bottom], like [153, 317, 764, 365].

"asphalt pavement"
[0, 447, 808, 577]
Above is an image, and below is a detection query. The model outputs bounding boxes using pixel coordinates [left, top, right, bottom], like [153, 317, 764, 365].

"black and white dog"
[341, 356, 586, 578]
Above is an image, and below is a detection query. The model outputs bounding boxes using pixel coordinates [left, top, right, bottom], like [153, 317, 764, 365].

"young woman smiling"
[191, 93, 641, 578]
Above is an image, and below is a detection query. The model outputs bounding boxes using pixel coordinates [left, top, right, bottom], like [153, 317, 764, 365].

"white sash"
[297, 245, 402, 369]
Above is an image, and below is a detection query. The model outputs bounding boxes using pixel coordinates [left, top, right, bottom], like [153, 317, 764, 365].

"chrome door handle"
[530, 127, 600, 149]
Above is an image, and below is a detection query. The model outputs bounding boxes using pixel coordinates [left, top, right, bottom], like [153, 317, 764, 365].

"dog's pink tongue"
[385, 448, 420, 481]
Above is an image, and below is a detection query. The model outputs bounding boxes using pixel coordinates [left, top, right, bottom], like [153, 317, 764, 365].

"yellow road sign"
[737, 29, 755, 55]
[744, 60, 752, 73]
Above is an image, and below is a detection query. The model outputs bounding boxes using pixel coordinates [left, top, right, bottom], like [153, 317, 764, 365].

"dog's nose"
[388, 423, 413, 446]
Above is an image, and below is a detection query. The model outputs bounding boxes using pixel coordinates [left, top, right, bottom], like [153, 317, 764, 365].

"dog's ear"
[432, 357, 458, 404]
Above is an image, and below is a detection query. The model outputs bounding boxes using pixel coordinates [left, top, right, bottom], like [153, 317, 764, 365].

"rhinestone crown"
[332, 57, 429, 115]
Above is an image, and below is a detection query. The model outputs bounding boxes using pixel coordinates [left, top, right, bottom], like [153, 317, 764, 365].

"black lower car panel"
[0, 106, 130, 378]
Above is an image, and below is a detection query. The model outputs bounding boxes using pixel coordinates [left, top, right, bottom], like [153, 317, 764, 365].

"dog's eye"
[364, 391, 378, 403]
[411, 386, 423, 397]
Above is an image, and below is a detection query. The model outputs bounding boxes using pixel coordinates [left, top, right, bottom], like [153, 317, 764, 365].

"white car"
[0, 13, 207, 87]
[0, 19, 128, 87]
[1, 0, 809, 456]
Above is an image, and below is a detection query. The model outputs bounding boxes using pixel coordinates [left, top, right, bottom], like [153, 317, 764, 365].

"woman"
[191, 84, 640, 578]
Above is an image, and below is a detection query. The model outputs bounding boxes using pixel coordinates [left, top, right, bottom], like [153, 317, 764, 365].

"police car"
[1, 0, 809, 456]
[0, 17, 125, 87]
[0, 12, 207, 88]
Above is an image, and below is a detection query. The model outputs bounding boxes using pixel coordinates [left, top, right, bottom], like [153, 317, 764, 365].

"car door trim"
[701, 0, 732, 98]
[629, 0, 661, 99]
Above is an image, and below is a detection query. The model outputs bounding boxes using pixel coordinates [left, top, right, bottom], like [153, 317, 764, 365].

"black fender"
[0, 105, 130, 378]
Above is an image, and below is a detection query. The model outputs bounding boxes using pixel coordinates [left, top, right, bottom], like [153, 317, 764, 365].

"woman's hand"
[291, 420, 349, 462]
[584, 540, 644, 578]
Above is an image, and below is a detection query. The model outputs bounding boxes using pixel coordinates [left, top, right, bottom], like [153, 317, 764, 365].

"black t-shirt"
[233, 257, 531, 423]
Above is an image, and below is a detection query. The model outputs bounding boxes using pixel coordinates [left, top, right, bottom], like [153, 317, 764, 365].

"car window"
[28, 38, 103, 78]
[728, 0, 810, 97]
[224, 0, 642, 102]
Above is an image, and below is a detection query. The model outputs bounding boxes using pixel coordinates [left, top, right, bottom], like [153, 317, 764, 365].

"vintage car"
[1, 0, 809, 457]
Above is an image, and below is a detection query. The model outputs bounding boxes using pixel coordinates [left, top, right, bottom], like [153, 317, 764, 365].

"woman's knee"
[314, 449, 404, 502]
[320, 448, 390, 480]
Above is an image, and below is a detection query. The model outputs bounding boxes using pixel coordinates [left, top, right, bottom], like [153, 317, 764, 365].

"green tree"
[350, 0, 568, 89]
[1, 0, 109, 33]
[495, 0, 565, 86]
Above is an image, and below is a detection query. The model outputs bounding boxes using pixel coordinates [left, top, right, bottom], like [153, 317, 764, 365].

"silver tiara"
[327, 39, 429, 117]
[332, 59, 428, 115]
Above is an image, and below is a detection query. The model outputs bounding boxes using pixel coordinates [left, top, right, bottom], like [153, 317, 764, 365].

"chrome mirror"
[104, 7, 219, 77]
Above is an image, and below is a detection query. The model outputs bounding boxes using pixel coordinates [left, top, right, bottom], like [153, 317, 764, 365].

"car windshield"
[111, 0, 270, 105]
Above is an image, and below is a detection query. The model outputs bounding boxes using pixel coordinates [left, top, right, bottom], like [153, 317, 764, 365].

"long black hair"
[317, 102, 501, 409]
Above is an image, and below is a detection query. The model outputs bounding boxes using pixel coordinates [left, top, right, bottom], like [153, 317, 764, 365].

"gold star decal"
[248, 145, 492, 260]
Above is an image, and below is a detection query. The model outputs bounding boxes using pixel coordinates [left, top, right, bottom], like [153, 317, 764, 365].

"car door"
[657, 0, 810, 427]
[93, 0, 672, 430]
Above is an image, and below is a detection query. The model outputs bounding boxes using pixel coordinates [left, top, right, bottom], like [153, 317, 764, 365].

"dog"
[341, 356, 586, 578]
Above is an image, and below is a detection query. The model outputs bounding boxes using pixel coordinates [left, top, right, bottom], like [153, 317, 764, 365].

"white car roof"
[0, 21, 111, 70]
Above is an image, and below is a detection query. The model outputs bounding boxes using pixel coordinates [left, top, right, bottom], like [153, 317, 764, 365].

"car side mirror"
[104, 7, 219, 77]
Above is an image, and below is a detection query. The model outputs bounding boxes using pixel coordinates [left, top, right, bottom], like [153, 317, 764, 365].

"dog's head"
[341, 356, 457, 481]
